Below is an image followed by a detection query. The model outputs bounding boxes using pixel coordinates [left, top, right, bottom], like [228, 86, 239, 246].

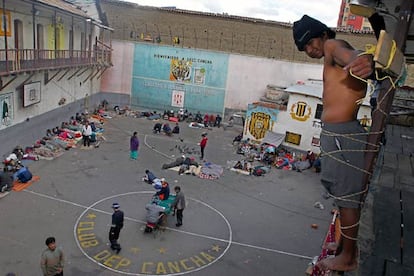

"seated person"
[195, 111, 203, 123]
[155, 179, 170, 200]
[69, 116, 77, 125]
[153, 122, 162, 134]
[292, 155, 311, 172]
[0, 169, 14, 192]
[144, 169, 157, 184]
[75, 112, 82, 122]
[145, 200, 166, 231]
[209, 114, 216, 127]
[52, 126, 61, 135]
[89, 132, 97, 143]
[203, 114, 209, 127]
[90, 122, 97, 132]
[162, 123, 172, 136]
[61, 121, 69, 129]
[232, 133, 243, 144]
[306, 149, 316, 167]
[172, 123, 180, 134]
[46, 129, 54, 137]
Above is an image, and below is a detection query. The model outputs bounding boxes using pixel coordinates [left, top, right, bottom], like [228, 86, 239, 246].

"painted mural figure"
[293, 15, 375, 272]
[170, 59, 192, 82]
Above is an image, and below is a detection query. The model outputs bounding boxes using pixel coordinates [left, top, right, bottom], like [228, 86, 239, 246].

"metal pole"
[3, 0, 8, 71]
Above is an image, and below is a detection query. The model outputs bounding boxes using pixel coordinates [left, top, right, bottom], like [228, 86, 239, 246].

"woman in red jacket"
[199, 133, 208, 160]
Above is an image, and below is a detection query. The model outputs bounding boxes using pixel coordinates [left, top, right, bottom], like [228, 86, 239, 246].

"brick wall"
[99, 0, 377, 63]
[99, 0, 412, 86]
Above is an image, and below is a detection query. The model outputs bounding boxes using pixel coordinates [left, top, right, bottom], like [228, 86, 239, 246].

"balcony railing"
[0, 48, 112, 76]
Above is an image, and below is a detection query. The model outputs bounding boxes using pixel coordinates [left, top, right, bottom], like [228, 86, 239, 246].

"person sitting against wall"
[46, 129, 54, 137]
[209, 114, 216, 127]
[75, 112, 82, 123]
[203, 114, 209, 127]
[52, 126, 62, 135]
[195, 111, 203, 123]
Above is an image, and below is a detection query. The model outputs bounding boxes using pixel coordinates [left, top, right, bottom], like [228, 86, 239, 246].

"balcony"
[0, 48, 112, 77]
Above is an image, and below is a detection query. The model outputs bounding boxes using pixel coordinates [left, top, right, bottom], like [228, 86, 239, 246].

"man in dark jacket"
[109, 203, 124, 254]
[172, 186, 186, 227]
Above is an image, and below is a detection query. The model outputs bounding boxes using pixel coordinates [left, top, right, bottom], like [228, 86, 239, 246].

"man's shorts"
[320, 121, 368, 208]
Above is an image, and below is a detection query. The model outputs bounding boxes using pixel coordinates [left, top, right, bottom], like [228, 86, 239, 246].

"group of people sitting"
[275, 149, 320, 172]
[153, 122, 180, 136]
[201, 113, 222, 128]
[44, 113, 104, 148]
[232, 134, 322, 173]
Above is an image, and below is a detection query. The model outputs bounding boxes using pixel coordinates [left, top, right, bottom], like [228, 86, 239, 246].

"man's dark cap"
[293, 15, 336, 51]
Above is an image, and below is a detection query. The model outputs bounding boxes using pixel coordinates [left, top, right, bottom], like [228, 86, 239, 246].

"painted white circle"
[74, 191, 232, 275]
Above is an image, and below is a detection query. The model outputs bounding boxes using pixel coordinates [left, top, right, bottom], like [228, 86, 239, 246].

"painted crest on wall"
[290, 101, 312, 121]
[244, 104, 277, 141]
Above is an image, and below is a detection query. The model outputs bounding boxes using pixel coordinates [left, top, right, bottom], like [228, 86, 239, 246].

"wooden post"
[362, 0, 414, 201]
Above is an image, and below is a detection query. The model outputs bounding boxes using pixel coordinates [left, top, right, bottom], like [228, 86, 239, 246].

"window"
[311, 136, 320, 147]
[315, 104, 323, 119]
[349, 15, 356, 20]
[285, 131, 301, 146]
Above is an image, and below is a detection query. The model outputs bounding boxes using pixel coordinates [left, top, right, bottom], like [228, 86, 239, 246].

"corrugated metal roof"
[285, 83, 323, 99]
[35, 0, 89, 18]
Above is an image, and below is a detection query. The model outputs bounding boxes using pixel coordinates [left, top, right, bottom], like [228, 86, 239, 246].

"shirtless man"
[293, 15, 374, 272]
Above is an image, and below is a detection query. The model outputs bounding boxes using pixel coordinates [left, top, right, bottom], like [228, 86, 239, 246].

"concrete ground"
[0, 114, 334, 276]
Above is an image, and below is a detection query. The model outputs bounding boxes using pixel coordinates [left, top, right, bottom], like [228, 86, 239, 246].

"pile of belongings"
[229, 159, 253, 175]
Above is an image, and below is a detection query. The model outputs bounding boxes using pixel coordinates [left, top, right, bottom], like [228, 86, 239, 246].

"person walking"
[109, 203, 124, 254]
[130, 131, 139, 160]
[40, 237, 64, 276]
[293, 15, 374, 272]
[199, 133, 208, 160]
[172, 186, 186, 227]
[82, 121, 92, 147]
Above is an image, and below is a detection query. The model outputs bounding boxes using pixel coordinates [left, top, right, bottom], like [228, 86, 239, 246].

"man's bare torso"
[322, 46, 367, 123]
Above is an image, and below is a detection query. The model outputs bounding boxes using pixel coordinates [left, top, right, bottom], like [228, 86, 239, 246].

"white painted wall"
[100, 40, 134, 94]
[225, 54, 323, 110]
[243, 91, 372, 154]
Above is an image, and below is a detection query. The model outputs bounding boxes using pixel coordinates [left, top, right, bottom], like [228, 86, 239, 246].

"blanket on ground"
[199, 163, 223, 179]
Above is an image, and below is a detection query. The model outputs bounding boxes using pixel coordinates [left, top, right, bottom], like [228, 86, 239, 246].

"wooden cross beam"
[362, 0, 414, 201]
